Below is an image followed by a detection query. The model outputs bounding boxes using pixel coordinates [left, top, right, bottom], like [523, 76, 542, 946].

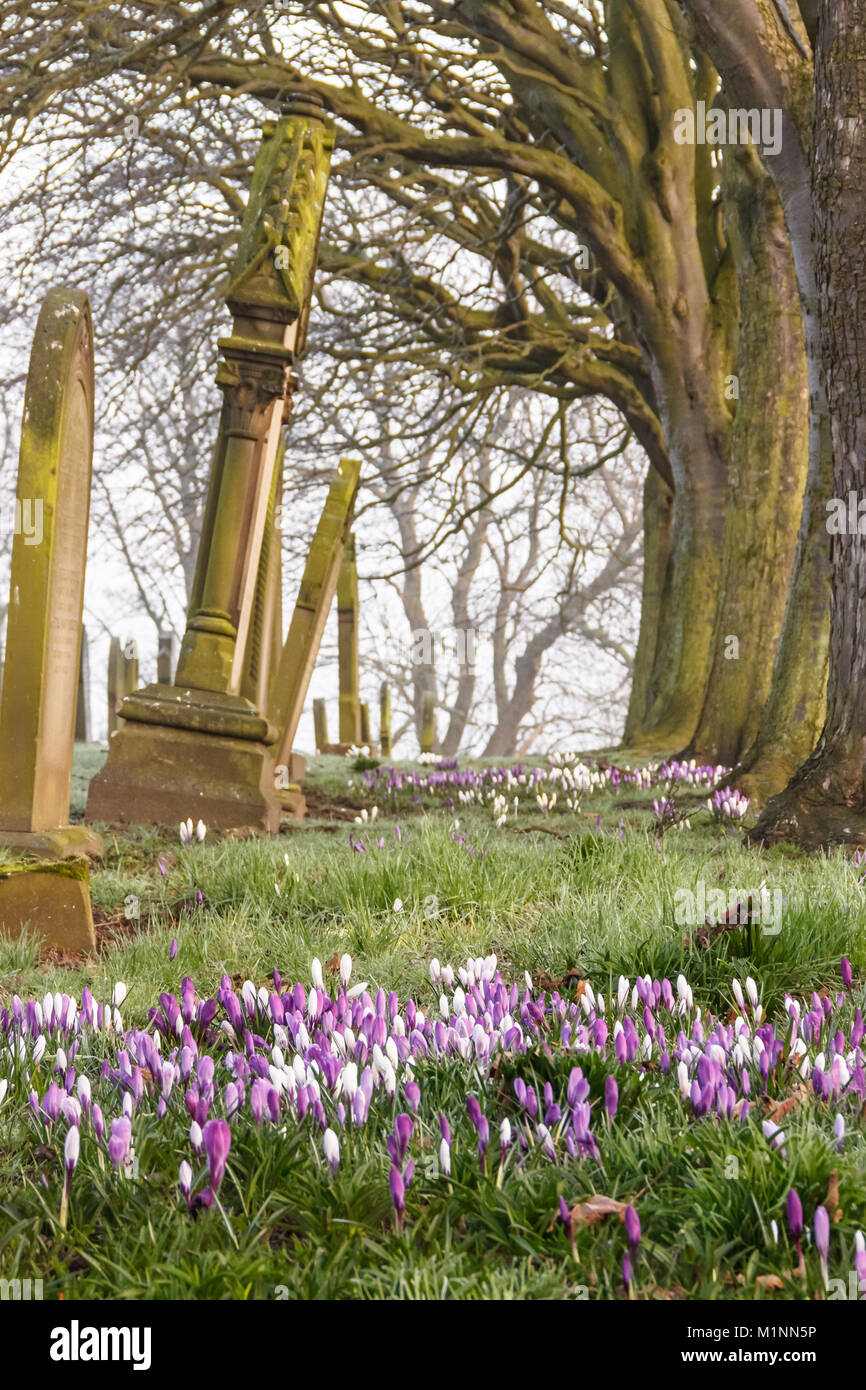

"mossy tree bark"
[753, 0, 866, 847]
[680, 0, 833, 801]
[684, 147, 809, 767]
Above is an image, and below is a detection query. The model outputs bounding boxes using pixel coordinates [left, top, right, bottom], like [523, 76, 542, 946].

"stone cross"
[0, 287, 101, 860]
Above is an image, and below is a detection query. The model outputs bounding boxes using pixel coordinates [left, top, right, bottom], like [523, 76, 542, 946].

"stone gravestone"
[379, 682, 391, 757]
[268, 456, 362, 774]
[107, 635, 138, 737]
[86, 92, 335, 833]
[75, 626, 90, 741]
[157, 630, 176, 685]
[360, 701, 372, 747]
[313, 698, 329, 752]
[337, 531, 362, 749]
[0, 286, 101, 862]
[0, 286, 99, 950]
[420, 691, 435, 756]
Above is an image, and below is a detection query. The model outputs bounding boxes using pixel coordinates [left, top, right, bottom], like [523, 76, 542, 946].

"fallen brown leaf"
[825, 1169, 843, 1222]
[570, 1194, 629, 1227]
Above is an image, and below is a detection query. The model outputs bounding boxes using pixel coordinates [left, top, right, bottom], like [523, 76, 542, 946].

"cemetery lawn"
[1, 750, 865, 1301]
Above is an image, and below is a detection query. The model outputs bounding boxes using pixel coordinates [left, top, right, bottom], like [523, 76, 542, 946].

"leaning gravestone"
[0, 286, 99, 950]
[420, 691, 435, 755]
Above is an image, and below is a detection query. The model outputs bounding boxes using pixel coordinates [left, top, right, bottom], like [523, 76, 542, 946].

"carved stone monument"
[86, 93, 335, 832]
[0, 287, 102, 859]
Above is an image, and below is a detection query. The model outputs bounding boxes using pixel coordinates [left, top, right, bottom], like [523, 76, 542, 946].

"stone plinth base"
[86, 719, 282, 833]
[0, 858, 96, 952]
[0, 825, 103, 859]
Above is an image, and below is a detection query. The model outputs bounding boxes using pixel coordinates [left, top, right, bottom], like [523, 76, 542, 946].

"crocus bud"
[195, 819, 206, 842]
[64, 1125, 80, 1180]
[624, 1204, 641, 1252]
[311, 958, 324, 991]
[439, 1138, 451, 1178]
[786, 1188, 803, 1239]
[340, 954, 353, 988]
[179, 1160, 192, 1204]
[323, 1128, 340, 1173]
[203, 1118, 231, 1193]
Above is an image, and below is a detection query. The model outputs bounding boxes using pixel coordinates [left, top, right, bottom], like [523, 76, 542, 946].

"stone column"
[86, 93, 334, 833]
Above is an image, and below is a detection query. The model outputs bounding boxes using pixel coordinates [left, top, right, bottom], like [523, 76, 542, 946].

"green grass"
[1, 748, 865, 1300]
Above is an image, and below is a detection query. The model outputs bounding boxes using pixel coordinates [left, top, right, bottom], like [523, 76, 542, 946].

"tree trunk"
[685, 149, 809, 766]
[623, 464, 674, 746]
[752, 0, 866, 847]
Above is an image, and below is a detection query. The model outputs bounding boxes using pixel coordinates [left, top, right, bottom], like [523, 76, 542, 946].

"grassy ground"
[0, 746, 865, 1300]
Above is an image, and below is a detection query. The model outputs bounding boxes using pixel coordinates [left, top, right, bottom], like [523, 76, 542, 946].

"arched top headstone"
[0, 287, 101, 856]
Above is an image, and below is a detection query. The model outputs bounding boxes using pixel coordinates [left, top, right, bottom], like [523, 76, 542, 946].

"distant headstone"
[420, 691, 435, 755]
[379, 683, 391, 757]
[75, 626, 91, 742]
[0, 287, 102, 859]
[107, 636, 139, 736]
[157, 630, 176, 685]
[360, 701, 372, 747]
[337, 531, 362, 746]
[313, 698, 329, 752]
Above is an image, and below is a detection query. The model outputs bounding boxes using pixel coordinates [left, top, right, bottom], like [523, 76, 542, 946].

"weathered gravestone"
[75, 626, 90, 742]
[420, 690, 435, 756]
[86, 92, 335, 832]
[269, 456, 361, 773]
[379, 682, 391, 757]
[0, 287, 102, 865]
[157, 630, 176, 685]
[107, 636, 138, 737]
[360, 701, 372, 747]
[313, 698, 329, 752]
[337, 531, 362, 749]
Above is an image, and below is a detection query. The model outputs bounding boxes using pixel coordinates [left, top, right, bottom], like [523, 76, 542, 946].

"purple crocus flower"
[107, 1116, 132, 1171]
[814, 1205, 831, 1288]
[841, 957, 853, 989]
[202, 1118, 231, 1193]
[170, 939, 178, 962]
[624, 1204, 641, 1253]
[604, 1074, 619, 1122]
[786, 1188, 803, 1240]
[389, 1164, 405, 1228]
